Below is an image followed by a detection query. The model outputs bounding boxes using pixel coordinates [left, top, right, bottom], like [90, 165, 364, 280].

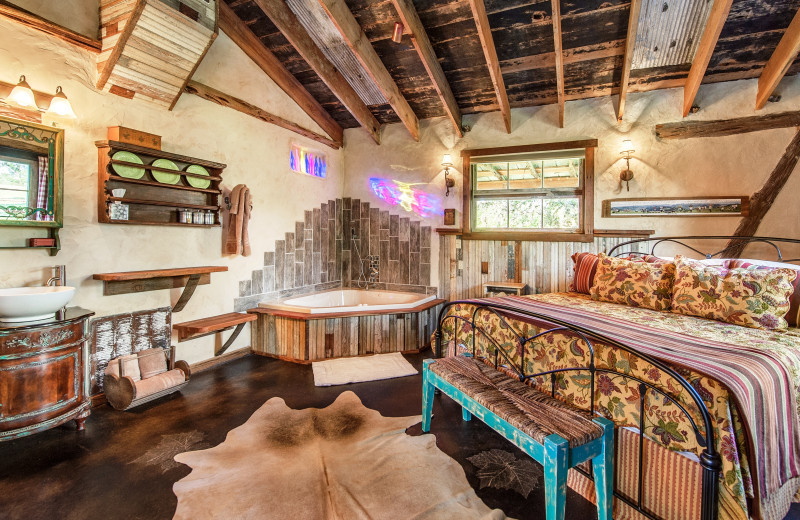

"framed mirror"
[0, 116, 63, 227]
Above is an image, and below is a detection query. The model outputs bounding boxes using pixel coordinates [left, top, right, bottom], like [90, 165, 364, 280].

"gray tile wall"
[234, 198, 435, 312]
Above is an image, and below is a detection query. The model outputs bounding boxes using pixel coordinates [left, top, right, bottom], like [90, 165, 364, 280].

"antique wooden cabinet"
[0, 308, 94, 441]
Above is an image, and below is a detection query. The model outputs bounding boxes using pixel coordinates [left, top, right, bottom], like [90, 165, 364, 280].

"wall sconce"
[442, 153, 455, 197]
[619, 139, 635, 191]
[7, 75, 37, 108]
[391, 22, 404, 43]
[46, 86, 76, 118]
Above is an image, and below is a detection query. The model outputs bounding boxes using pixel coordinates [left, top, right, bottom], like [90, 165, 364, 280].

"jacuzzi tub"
[258, 289, 436, 314]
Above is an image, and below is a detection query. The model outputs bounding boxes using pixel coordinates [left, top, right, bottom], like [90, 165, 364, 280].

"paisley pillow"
[589, 253, 676, 311]
[722, 259, 800, 327]
[671, 255, 797, 330]
[570, 253, 667, 294]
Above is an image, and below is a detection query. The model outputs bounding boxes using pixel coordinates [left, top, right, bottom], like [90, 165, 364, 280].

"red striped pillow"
[570, 252, 600, 294]
[723, 259, 800, 327]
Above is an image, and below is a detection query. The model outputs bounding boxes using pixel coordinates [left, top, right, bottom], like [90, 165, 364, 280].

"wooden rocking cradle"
[103, 345, 190, 410]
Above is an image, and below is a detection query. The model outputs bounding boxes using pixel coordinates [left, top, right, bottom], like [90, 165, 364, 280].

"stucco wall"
[0, 18, 344, 364]
[343, 75, 800, 289]
[8, 0, 100, 39]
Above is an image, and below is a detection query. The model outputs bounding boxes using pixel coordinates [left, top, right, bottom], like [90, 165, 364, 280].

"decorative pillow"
[104, 354, 141, 381]
[589, 253, 676, 310]
[137, 348, 168, 379]
[723, 259, 800, 327]
[570, 252, 600, 294]
[672, 256, 797, 330]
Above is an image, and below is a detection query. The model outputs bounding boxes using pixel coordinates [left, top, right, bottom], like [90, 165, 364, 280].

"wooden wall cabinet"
[96, 140, 226, 227]
[0, 308, 94, 441]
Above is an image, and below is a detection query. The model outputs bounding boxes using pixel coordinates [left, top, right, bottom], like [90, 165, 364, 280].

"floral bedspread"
[438, 293, 800, 520]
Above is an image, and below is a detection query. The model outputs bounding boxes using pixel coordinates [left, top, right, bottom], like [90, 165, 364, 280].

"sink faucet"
[47, 265, 66, 286]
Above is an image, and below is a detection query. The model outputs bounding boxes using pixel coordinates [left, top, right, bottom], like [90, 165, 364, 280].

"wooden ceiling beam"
[756, 9, 800, 110]
[617, 0, 641, 123]
[467, 0, 511, 133]
[389, 0, 462, 138]
[551, 0, 565, 128]
[655, 111, 800, 140]
[184, 81, 340, 149]
[251, 0, 381, 144]
[317, 0, 419, 141]
[682, 0, 733, 117]
[501, 39, 626, 74]
[218, 2, 342, 145]
[0, 1, 101, 53]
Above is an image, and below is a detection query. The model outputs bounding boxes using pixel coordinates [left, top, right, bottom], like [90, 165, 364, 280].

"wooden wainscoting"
[249, 301, 445, 363]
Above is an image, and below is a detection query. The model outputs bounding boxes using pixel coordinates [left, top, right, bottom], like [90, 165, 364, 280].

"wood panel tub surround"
[248, 299, 445, 363]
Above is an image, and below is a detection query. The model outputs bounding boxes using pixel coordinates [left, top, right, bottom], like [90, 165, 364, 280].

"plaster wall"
[8, 0, 100, 39]
[0, 18, 344, 365]
[343, 75, 800, 289]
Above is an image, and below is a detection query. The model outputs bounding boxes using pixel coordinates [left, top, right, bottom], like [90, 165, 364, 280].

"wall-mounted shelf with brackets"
[96, 140, 226, 227]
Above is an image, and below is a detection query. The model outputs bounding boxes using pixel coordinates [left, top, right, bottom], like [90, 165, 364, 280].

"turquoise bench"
[422, 356, 614, 520]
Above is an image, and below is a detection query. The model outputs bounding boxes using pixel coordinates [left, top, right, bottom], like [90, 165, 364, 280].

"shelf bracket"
[172, 274, 201, 313]
[215, 323, 246, 356]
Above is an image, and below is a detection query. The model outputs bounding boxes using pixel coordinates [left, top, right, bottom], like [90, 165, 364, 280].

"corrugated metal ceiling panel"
[285, 0, 387, 106]
[631, 0, 714, 70]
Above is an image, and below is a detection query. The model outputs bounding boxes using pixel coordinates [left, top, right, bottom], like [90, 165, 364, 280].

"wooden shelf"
[93, 266, 228, 312]
[174, 312, 257, 356]
[96, 140, 226, 169]
[97, 138, 225, 227]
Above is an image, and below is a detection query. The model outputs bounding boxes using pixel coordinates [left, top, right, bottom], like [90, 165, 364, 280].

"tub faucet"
[47, 265, 66, 286]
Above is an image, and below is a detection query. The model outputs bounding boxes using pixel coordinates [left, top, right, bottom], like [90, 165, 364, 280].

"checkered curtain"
[34, 156, 51, 221]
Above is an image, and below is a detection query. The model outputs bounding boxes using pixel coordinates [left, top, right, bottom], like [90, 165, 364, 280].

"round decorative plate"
[185, 164, 211, 189]
[111, 151, 145, 179]
[151, 159, 180, 184]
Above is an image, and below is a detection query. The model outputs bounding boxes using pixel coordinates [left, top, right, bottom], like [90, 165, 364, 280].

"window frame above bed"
[460, 139, 597, 242]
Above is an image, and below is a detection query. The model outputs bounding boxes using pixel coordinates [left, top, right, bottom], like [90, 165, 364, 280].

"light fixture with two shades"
[5, 75, 77, 118]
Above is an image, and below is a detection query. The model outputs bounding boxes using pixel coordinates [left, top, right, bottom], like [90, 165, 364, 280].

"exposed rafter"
[184, 81, 341, 149]
[682, 0, 733, 117]
[251, 0, 382, 144]
[655, 111, 800, 140]
[501, 39, 626, 74]
[0, 1, 101, 53]
[317, 0, 419, 141]
[218, 2, 342, 145]
[389, 0, 462, 138]
[467, 0, 511, 133]
[756, 9, 800, 110]
[617, 0, 641, 123]
[551, 0, 564, 128]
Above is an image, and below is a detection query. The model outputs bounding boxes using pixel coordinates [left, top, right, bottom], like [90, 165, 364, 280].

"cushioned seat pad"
[430, 356, 604, 448]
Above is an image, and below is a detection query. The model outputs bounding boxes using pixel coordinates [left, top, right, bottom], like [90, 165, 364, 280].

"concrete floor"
[0, 352, 797, 520]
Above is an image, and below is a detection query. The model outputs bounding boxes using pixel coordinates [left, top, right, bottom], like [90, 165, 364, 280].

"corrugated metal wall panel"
[631, 0, 714, 70]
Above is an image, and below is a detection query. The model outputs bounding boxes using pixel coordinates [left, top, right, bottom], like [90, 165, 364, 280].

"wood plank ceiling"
[224, 0, 800, 137]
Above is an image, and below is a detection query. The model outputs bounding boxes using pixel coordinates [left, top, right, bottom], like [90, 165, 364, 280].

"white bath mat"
[312, 353, 418, 386]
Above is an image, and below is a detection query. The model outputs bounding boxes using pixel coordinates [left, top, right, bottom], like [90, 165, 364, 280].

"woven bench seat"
[429, 356, 604, 448]
[423, 356, 613, 520]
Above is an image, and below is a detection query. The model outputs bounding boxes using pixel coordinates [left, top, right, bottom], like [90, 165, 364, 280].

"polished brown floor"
[0, 352, 798, 520]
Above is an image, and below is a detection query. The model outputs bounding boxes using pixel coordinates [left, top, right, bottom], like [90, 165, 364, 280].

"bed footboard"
[434, 300, 722, 520]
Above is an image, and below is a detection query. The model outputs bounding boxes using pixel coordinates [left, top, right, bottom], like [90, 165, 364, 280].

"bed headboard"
[607, 236, 800, 263]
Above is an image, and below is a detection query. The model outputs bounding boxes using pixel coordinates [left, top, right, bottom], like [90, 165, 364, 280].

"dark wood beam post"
[218, 2, 342, 145]
[389, 0, 463, 138]
[655, 112, 800, 139]
[317, 0, 419, 141]
[617, 0, 641, 123]
[756, 9, 800, 110]
[468, 0, 512, 133]
[251, 0, 382, 144]
[551, 0, 565, 128]
[682, 0, 733, 117]
[723, 129, 800, 257]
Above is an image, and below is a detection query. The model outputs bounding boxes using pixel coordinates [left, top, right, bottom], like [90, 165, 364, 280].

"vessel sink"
[0, 286, 76, 322]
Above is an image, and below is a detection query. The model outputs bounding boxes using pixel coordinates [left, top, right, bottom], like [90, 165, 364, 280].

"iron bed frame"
[432, 236, 800, 520]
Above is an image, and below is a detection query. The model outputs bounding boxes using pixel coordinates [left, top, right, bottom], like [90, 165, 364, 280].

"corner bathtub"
[250, 289, 445, 363]
[258, 289, 437, 314]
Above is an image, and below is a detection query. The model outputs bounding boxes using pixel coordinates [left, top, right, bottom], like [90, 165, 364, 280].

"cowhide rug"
[173, 391, 510, 519]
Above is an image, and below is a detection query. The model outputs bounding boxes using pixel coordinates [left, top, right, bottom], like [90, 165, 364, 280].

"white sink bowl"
[0, 286, 76, 322]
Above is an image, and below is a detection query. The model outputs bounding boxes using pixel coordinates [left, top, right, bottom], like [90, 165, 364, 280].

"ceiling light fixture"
[391, 22, 404, 43]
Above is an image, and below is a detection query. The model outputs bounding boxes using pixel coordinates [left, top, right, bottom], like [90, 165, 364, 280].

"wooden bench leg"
[592, 417, 615, 520]
[422, 360, 434, 433]
[544, 434, 569, 520]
